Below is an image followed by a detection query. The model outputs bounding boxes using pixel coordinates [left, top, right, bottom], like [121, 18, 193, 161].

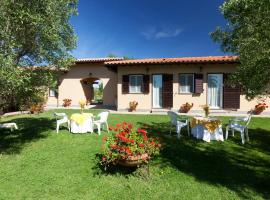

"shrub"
[29, 103, 44, 114]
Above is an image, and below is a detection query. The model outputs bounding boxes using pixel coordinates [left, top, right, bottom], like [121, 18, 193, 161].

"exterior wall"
[117, 63, 270, 113]
[46, 63, 117, 107]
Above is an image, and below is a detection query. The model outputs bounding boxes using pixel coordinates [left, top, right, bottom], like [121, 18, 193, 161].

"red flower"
[128, 123, 133, 129]
[139, 143, 144, 148]
[102, 156, 107, 161]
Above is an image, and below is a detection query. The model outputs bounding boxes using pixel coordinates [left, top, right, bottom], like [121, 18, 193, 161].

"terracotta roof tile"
[76, 57, 123, 63]
[105, 56, 239, 65]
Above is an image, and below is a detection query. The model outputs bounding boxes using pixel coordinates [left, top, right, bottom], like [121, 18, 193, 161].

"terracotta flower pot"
[118, 153, 149, 167]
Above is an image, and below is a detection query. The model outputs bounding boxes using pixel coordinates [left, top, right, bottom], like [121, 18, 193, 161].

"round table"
[70, 113, 93, 133]
[191, 116, 224, 142]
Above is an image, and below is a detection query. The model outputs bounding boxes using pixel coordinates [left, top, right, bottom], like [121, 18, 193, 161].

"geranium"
[99, 122, 161, 168]
[253, 98, 268, 115]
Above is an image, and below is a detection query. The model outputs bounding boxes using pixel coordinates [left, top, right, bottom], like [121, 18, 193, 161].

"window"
[179, 74, 194, 93]
[49, 89, 56, 97]
[129, 75, 143, 93]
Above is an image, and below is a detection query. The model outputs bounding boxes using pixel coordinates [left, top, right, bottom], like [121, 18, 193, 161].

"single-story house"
[46, 56, 270, 114]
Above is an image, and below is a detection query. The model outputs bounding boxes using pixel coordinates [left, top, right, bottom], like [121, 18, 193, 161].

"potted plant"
[253, 99, 268, 115]
[202, 104, 210, 117]
[63, 99, 72, 107]
[98, 122, 161, 169]
[79, 99, 86, 113]
[129, 101, 138, 112]
[179, 102, 193, 113]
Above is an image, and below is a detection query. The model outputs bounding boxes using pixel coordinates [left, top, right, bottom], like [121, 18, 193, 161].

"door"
[208, 74, 223, 108]
[152, 75, 163, 108]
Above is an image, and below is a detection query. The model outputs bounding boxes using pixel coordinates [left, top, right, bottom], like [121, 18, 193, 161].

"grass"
[0, 109, 269, 200]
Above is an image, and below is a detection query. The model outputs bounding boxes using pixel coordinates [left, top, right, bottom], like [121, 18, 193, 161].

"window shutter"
[194, 74, 203, 93]
[223, 74, 241, 109]
[162, 74, 173, 108]
[122, 75, 129, 94]
[143, 75, 150, 94]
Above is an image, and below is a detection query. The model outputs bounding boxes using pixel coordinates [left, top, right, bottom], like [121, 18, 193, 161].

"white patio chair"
[54, 112, 70, 134]
[93, 111, 109, 135]
[167, 111, 189, 139]
[226, 114, 252, 144]
[0, 122, 18, 131]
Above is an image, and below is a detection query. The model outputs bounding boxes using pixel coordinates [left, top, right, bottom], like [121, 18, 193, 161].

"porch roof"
[105, 56, 239, 66]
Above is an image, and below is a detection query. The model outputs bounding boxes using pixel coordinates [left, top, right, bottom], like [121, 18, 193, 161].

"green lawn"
[0, 109, 269, 200]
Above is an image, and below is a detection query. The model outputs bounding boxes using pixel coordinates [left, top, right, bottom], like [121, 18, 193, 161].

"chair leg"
[97, 124, 101, 135]
[106, 122, 109, 133]
[225, 126, 229, 140]
[246, 128, 249, 142]
[232, 130, 235, 137]
[240, 130, 245, 144]
[187, 124, 190, 136]
[56, 123, 59, 134]
[177, 127, 182, 139]
[67, 120, 70, 132]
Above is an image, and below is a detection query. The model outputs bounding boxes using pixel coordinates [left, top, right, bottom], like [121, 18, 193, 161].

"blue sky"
[71, 0, 227, 59]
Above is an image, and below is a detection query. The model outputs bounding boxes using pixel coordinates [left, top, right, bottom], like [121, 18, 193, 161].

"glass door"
[152, 75, 163, 108]
[208, 74, 223, 108]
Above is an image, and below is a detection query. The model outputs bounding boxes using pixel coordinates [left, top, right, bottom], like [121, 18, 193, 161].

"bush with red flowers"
[253, 99, 268, 115]
[99, 122, 161, 168]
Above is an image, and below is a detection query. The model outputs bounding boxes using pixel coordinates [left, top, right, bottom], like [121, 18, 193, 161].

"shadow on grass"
[0, 116, 55, 154]
[137, 121, 270, 199]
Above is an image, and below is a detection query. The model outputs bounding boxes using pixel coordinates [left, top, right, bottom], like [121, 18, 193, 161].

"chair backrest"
[97, 111, 109, 122]
[54, 113, 67, 119]
[245, 114, 252, 128]
[167, 111, 178, 125]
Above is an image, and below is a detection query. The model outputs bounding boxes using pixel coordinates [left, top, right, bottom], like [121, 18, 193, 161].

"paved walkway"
[2, 107, 270, 118]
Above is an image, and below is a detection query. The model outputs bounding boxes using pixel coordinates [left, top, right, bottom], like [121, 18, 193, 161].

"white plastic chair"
[167, 111, 189, 139]
[0, 122, 18, 131]
[54, 113, 70, 134]
[93, 111, 109, 135]
[226, 114, 252, 144]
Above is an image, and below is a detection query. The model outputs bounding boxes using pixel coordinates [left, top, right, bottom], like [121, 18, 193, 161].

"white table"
[191, 117, 224, 142]
[70, 113, 93, 134]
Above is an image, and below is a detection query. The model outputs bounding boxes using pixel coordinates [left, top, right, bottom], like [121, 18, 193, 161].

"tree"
[211, 0, 270, 100]
[0, 0, 78, 112]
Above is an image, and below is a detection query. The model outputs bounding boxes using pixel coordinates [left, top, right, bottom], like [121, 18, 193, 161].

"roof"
[76, 57, 123, 64]
[105, 56, 239, 66]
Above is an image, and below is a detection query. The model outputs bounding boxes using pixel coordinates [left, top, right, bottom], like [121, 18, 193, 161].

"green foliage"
[211, 0, 270, 99]
[0, 0, 78, 113]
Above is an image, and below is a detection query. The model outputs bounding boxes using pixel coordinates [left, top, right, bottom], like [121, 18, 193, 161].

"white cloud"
[141, 26, 183, 40]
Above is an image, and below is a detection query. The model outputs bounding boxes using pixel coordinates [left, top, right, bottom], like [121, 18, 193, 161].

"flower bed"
[98, 122, 161, 169]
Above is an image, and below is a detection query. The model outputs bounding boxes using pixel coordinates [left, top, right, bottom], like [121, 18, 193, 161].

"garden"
[0, 109, 269, 199]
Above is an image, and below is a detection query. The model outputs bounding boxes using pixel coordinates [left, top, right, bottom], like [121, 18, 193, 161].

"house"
[46, 56, 269, 114]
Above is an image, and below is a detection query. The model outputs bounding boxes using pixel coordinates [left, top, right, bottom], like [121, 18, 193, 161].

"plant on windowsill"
[129, 101, 138, 112]
[252, 98, 268, 115]
[179, 102, 194, 113]
[63, 99, 72, 107]
[97, 122, 161, 170]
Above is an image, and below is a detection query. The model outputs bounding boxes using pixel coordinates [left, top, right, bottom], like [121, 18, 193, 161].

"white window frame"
[179, 74, 194, 93]
[129, 75, 143, 93]
[49, 89, 56, 97]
